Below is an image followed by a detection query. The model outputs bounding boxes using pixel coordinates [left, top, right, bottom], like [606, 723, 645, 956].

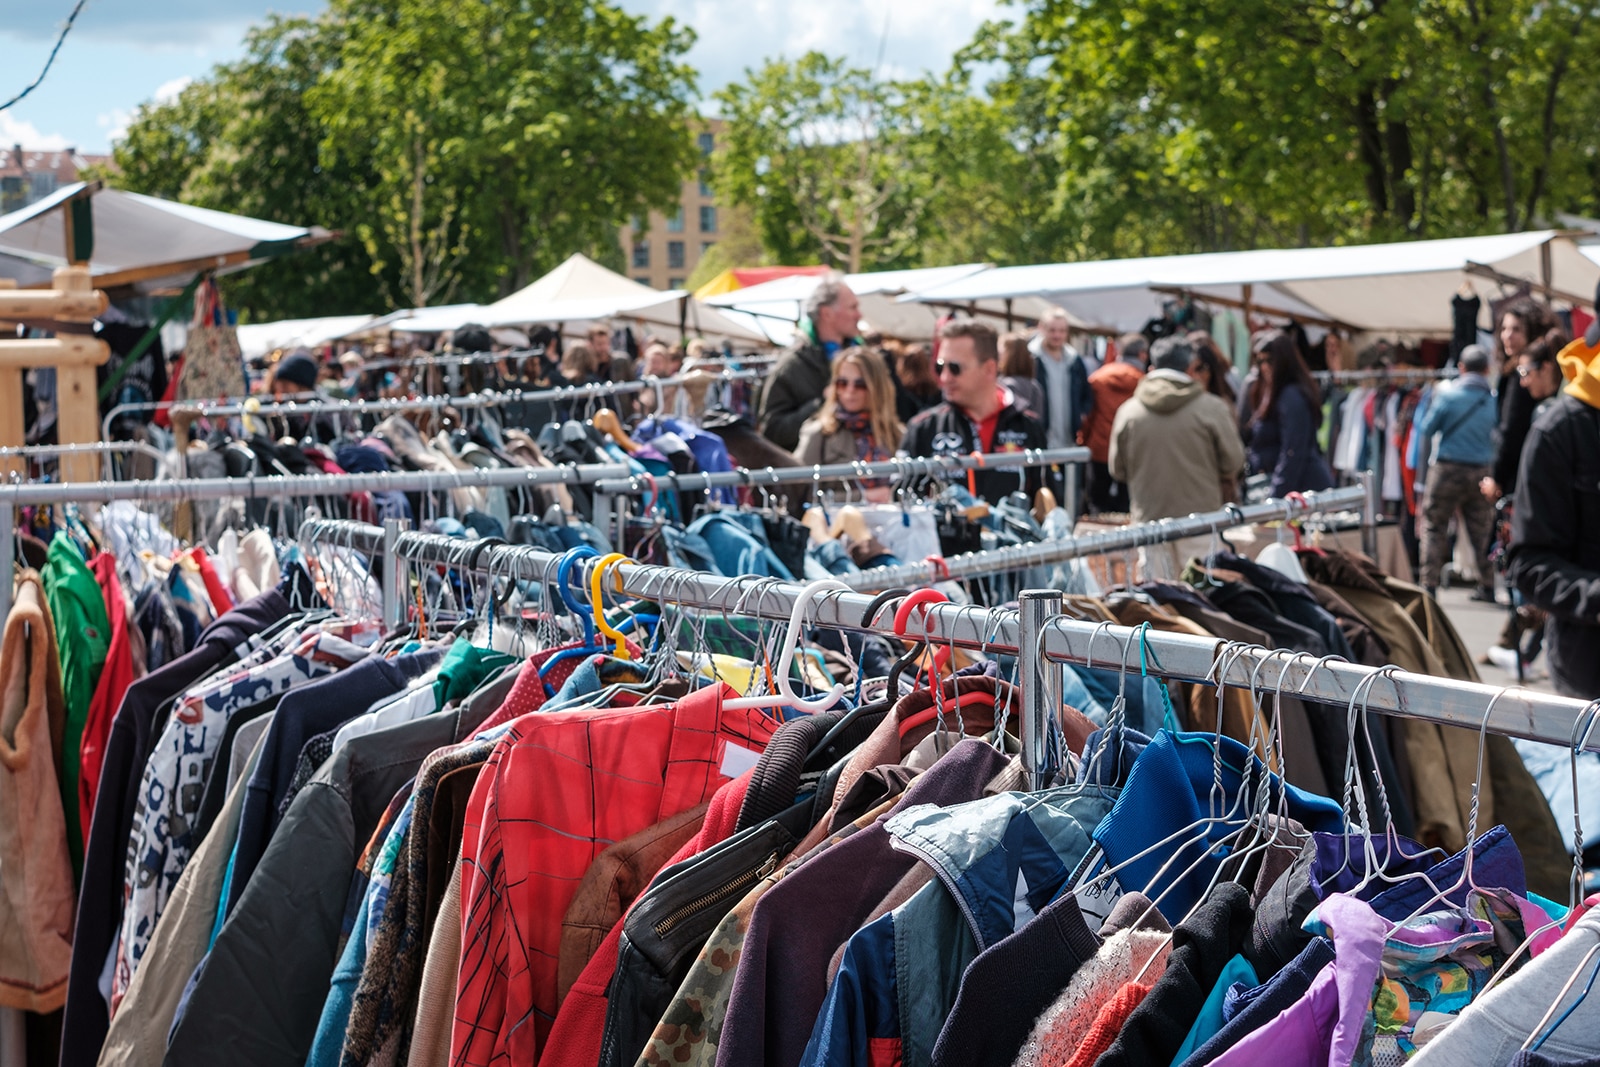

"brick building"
[618, 120, 723, 291]
[0, 145, 112, 214]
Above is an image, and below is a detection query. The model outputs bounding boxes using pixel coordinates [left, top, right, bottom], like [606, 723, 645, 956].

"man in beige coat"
[1109, 335, 1246, 523]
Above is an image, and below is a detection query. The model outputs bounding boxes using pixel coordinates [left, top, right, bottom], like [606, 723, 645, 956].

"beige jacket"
[1109, 370, 1246, 523]
[0, 571, 74, 1012]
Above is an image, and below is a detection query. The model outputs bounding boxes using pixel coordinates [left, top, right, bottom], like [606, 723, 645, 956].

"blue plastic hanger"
[537, 546, 606, 695]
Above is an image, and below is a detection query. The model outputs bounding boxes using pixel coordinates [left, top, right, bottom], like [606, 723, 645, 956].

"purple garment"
[1208, 894, 1389, 1067]
[714, 739, 1011, 1067]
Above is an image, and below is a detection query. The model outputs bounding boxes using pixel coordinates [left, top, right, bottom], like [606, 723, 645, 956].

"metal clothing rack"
[353, 526, 1597, 787]
[0, 462, 628, 620]
[842, 482, 1374, 591]
[589, 446, 1092, 543]
[1314, 367, 1459, 383]
[0, 441, 170, 482]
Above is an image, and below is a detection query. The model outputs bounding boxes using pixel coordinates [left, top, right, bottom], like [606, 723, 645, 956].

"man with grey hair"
[1415, 343, 1498, 599]
[758, 274, 862, 451]
[1109, 335, 1245, 522]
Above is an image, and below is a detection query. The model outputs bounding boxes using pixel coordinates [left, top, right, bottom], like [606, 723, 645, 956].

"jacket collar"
[885, 782, 1117, 951]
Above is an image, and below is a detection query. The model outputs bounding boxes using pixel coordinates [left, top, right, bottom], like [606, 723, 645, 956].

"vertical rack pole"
[0, 500, 13, 622]
[1357, 468, 1379, 560]
[1018, 588, 1063, 788]
[382, 518, 409, 631]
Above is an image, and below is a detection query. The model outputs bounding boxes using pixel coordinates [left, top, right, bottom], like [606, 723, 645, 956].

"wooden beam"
[55, 364, 101, 482]
[0, 368, 23, 480]
[1464, 261, 1591, 307]
[0, 336, 110, 369]
[0, 288, 107, 321]
[1147, 286, 1350, 332]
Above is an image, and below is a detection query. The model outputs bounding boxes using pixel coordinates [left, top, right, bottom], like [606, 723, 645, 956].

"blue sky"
[2, 0, 1003, 154]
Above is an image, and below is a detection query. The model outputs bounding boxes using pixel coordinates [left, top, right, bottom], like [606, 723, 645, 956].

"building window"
[630, 214, 647, 233]
[666, 209, 684, 233]
[701, 241, 716, 255]
[669, 277, 685, 289]
[699, 205, 717, 233]
[634, 277, 652, 286]
[667, 241, 685, 269]
[632, 241, 650, 269]
[699, 170, 713, 198]
[698, 132, 715, 155]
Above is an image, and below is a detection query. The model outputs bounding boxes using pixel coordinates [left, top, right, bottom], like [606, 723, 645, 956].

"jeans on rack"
[806, 540, 859, 579]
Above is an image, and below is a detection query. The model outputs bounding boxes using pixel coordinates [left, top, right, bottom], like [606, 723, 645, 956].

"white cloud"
[153, 75, 194, 103]
[0, 112, 71, 150]
[624, 0, 1004, 97]
[96, 107, 135, 144]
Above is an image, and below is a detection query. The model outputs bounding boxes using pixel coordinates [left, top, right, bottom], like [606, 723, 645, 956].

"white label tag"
[719, 741, 762, 780]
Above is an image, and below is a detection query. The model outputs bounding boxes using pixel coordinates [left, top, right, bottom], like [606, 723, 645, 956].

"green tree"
[711, 53, 930, 272]
[313, 0, 699, 303]
[99, 15, 393, 320]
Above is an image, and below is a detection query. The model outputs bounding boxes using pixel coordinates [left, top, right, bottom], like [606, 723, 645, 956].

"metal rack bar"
[167, 368, 764, 422]
[590, 447, 1091, 547]
[0, 441, 169, 481]
[372, 531, 1599, 781]
[0, 463, 627, 621]
[1313, 367, 1459, 383]
[842, 484, 1370, 590]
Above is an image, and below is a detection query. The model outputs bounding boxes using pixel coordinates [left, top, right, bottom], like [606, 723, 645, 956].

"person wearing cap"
[1506, 302, 1600, 699]
[1414, 343, 1498, 601]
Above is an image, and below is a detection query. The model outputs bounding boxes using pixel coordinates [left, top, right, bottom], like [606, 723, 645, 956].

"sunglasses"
[1517, 363, 1547, 378]
[834, 377, 868, 391]
[935, 360, 966, 377]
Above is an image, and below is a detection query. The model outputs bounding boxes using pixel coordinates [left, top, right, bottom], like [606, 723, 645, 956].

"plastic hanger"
[588, 552, 637, 658]
[722, 578, 850, 713]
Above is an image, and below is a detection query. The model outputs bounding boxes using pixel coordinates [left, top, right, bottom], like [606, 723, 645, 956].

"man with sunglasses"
[899, 318, 1048, 503]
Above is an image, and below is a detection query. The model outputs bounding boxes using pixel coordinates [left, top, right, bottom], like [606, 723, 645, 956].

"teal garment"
[42, 531, 111, 879]
[1170, 952, 1258, 1065]
[431, 641, 515, 711]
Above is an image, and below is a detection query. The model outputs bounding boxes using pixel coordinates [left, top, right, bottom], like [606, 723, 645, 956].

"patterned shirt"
[451, 684, 779, 1067]
[111, 630, 367, 1008]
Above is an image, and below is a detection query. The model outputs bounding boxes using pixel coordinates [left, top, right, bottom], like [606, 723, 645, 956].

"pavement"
[1435, 583, 1558, 694]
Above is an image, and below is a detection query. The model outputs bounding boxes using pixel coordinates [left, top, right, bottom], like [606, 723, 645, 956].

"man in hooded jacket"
[1507, 308, 1600, 699]
[1109, 336, 1246, 524]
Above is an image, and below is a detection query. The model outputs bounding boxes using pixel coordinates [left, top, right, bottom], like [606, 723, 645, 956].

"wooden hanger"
[1032, 486, 1057, 524]
[591, 408, 639, 453]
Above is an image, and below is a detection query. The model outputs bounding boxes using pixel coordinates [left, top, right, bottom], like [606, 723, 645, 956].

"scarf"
[836, 407, 891, 463]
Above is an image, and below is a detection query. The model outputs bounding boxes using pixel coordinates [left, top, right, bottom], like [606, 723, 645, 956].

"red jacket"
[1080, 362, 1145, 463]
[538, 769, 753, 1066]
[78, 553, 136, 847]
[452, 684, 779, 1067]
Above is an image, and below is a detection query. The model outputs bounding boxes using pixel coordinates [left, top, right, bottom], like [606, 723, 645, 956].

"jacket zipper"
[653, 851, 780, 938]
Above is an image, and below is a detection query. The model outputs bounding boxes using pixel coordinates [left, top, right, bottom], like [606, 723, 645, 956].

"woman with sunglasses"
[794, 346, 905, 502]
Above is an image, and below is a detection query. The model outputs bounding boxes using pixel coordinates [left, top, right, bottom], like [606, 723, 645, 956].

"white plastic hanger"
[722, 577, 850, 713]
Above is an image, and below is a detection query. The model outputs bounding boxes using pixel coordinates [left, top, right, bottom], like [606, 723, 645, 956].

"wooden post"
[0, 267, 111, 483]
[0, 279, 19, 481]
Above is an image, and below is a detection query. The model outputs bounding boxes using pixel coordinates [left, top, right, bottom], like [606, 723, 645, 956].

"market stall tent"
[904, 232, 1600, 335]
[0, 181, 334, 295]
[236, 314, 379, 360]
[704, 263, 1053, 342]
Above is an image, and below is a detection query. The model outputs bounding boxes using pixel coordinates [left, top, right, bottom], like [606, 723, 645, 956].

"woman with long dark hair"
[1244, 330, 1333, 496]
[1187, 330, 1239, 407]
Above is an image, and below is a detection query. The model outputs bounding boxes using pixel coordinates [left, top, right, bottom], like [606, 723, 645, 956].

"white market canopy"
[235, 314, 380, 360]
[466, 253, 769, 344]
[0, 181, 334, 294]
[705, 264, 1000, 343]
[905, 232, 1600, 335]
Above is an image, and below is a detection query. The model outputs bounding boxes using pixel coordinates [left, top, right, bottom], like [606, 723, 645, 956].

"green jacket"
[42, 532, 110, 878]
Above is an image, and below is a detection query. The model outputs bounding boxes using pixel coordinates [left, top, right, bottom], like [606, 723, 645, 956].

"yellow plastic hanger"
[590, 551, 636, 658]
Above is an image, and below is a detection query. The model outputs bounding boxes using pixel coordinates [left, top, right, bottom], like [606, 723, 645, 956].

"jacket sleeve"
[793, 422, 824, 465]
[757, 362, 822, 453]
[1415, 390, 1444, 442]
[1507, 415, 1600, 626]
[1107, 404, 1130, 482]
[1271, 387, 1317, 493]
[1492, 376, 1537, 489]
[1070, 360, 1094, 439]
[1210, 397, 1247, 482]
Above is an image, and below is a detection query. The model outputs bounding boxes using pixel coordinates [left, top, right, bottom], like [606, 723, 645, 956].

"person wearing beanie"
[1505, 288, 1600, 699]
[270, 351, 321, 397]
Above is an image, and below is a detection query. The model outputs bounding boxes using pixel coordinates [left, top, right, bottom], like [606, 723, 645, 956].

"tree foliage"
[102, 2, 699, 319]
